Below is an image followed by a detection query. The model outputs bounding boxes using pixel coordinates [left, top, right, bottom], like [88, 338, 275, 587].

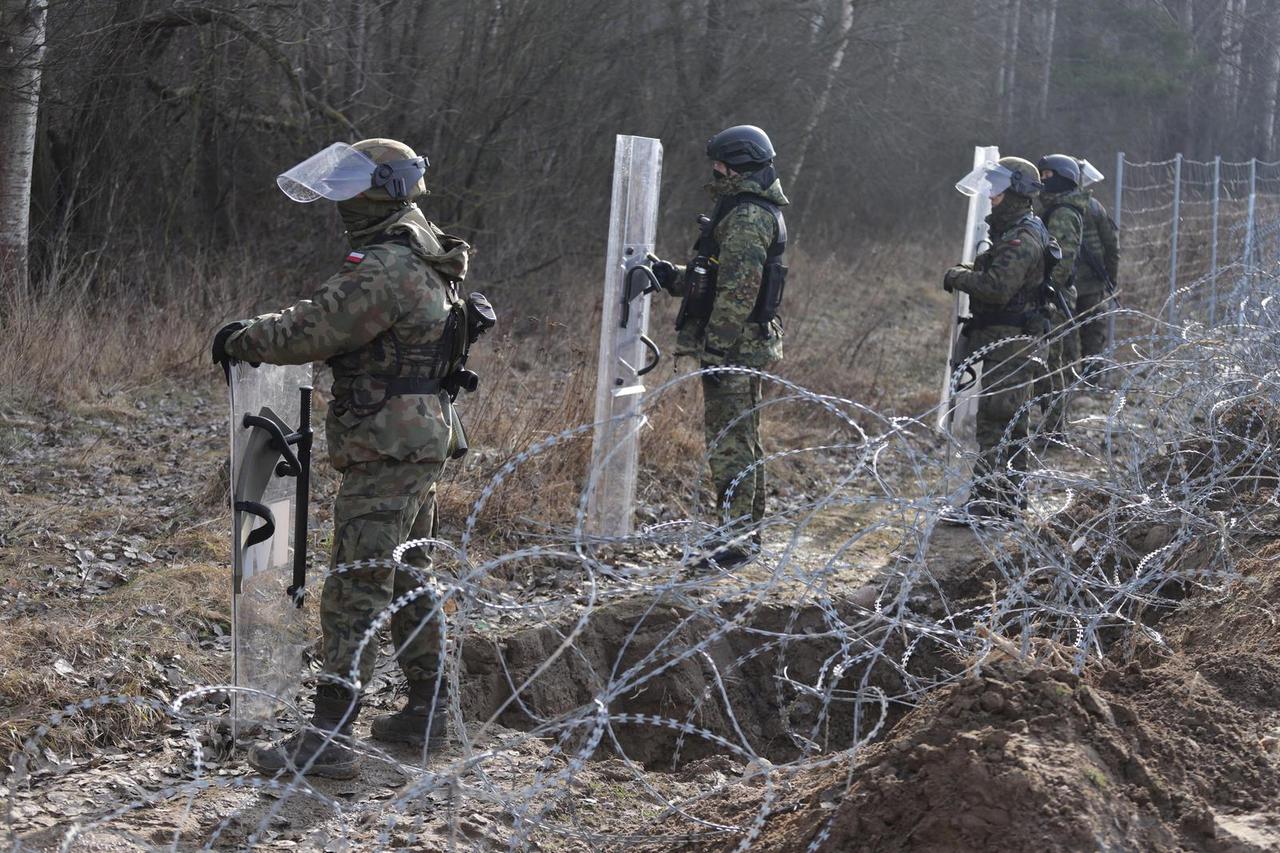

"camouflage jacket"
[949, 201, 1048, 345]
[672, 173, 788, 368]
[225, 205, 470, 470]
[1076, 192, 1120, 295]
[1037, 188, 1089, 311]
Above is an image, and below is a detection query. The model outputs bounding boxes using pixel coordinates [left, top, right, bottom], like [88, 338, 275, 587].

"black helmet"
[1037, 154, 1081, 189]
[706, 125, 776, 171]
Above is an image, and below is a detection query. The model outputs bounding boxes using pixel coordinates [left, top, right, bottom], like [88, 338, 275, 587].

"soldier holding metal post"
[211, 138, 495, 779]
[942, 156, 1053, 523]
[647, 125, 789, 569]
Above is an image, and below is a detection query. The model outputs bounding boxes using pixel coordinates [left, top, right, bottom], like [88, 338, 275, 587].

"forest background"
[3, 0, 1279, 304]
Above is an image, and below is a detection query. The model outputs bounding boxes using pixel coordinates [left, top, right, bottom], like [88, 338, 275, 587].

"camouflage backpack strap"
[731, 193, 787, 258]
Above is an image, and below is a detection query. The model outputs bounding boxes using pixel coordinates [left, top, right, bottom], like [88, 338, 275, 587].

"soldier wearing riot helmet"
[211, 138, 495, 778]
[943, 156, 1054, 522]
[647, 125, 789, 569]
[1033, 153, 1089, 442]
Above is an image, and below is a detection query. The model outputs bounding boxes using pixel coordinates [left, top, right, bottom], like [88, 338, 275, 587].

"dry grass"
[0, 235, 954, 757]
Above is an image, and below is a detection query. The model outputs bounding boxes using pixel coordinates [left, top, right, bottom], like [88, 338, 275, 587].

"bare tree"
[790, 0, 855, 190]
[0, 0, 47, 295]
[1037, 0, 1058, 122]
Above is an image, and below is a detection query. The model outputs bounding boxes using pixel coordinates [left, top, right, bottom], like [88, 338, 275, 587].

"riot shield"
[939, 145, 1001, 500]
[585, 134, 664, 537]
[227, 362, 313, 737]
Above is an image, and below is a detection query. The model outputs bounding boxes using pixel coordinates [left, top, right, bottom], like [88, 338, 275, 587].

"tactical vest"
[675, 193, 788, 331]
[969, 212, 1056, 330]
[327, 231, 468, 418]
[1040, 202, 1086, 287]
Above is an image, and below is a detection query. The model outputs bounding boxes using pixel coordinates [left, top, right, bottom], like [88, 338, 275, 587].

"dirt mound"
[675, 546, 1280, 852]
[459, 592, 917, 768]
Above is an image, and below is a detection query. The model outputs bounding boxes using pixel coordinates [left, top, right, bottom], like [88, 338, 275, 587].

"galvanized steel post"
[1209, 155, 1221, 325]
[1168, 153, 1182, 325]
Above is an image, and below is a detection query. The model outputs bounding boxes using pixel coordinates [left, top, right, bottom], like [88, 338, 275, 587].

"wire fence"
[7, 151, 1280, 850]
[1114, 152, 1280, 325]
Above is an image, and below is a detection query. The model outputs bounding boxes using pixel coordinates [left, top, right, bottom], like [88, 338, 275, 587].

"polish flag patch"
[346, 251, 365, 264]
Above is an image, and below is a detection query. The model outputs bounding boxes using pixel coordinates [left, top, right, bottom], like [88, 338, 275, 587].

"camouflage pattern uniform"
[671, 172, 787, 527]
[1035, 188, 1089, 434]
[225, 203, 468, 688]
[944, 198, 1049, 511]
[1074, 192, 1120, 364]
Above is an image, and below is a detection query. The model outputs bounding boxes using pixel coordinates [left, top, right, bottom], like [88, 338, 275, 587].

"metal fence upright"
[1208, 156, 1221, 325]
[1109, 152, 1124, 350]
[1113, 152, 1125, 227]
[1168, 153, 1182, 324]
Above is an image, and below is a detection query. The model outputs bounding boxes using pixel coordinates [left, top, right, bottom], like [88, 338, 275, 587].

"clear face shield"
[1078, 159, 1105, 188]
[276, 142, 428, 203]
[955, 161, 1014, 199]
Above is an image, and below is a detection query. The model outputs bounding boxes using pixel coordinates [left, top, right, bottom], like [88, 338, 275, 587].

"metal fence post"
[1245, 157, 1258, 270]
[1113, 151, 1125, 227]
[1109, 152, 1124, 351]
[1240, 158, 1258, 327]
[1168, 153, 1182, 325]
[1209, 155, 1221, 325]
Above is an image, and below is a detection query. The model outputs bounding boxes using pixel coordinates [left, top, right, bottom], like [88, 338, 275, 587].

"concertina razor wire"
[8, 151, 1280, 850]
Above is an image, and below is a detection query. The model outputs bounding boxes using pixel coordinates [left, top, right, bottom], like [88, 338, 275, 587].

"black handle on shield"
[637, 334, 661, 377]
[242, 412, 303, 477]
[235, 500, 276, 548]
[288, 386, 313, 608]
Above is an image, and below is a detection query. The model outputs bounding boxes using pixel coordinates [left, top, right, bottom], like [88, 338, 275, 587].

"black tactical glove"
[943, 266, 968, 294]
[647, 256, 681, 294]
[212, 320, 253, 382]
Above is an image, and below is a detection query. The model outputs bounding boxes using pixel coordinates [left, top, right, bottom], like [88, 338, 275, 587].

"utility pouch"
[747, 259, 788, 324]
[675, 256, 717, 330]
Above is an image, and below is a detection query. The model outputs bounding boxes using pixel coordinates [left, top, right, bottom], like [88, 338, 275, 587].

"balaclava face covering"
[1042, 174, 1076, 195]
[338, 196, 410, 247]
[992, 191, 1033, 220]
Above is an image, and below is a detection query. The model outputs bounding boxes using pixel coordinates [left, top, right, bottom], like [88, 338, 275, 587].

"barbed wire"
[8, 155, 1280, 850]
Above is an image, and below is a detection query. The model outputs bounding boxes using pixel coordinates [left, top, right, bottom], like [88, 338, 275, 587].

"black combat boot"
[248, 685, 360, 779]
[369, 680, 449, 748]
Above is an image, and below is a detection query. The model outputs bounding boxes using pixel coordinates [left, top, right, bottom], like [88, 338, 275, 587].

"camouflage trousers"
[1035, 314, 1079, 434]
[973, 337, 1035, 507]
[702, 370, 766, 527]
[1075, 287, 1112, 363]
[321, 458, 445, 688]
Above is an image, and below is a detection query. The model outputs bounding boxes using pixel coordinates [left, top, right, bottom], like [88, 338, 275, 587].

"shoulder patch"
[345, 251, 365, 265]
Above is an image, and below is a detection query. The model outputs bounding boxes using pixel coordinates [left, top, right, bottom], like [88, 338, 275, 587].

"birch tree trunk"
[995, 0, 1011, 101]
[789, 0, 854, 190]
[0, 0, 47, 296]
[1037, 0, 1058, 122]
[1002, 0, 1022, 134]
[343, 0, 367, 128]
[1261, 7, 1280, 156]
[1218, 0, 1241, 119]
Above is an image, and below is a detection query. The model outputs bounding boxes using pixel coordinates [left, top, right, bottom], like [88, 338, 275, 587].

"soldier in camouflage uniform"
[1074, 159, 1120, 376]
[212, 139, 493, 778]
[944, 156, 1051, 521]
[1033, 154, 1090, 440]
[649, 126, 788, 568]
